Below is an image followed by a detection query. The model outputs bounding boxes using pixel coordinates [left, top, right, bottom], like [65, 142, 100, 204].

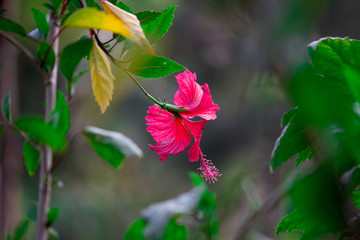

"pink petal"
[145, 105, 192, 161]
[180, 83, 220, 120]
[174, 70, 203, 110]
[183, 118, 206, 162]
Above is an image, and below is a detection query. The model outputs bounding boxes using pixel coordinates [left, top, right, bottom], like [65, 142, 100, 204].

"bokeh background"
[1, 0, 360, 239]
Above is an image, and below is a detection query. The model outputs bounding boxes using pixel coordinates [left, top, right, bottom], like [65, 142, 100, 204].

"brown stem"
[34, 8, 60, 240]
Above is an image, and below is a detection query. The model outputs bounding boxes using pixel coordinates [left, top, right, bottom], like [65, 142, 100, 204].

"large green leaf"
[143, 6, 176, 43]
[1, 92, 12, 124]
[23, 141, 40, 176]
[15, 117, 65, 150]
[270, 111, 309, 171]
[135, 11, 161, 26]
[49, 91, 70, 138]
[0, 18, 26, 37]
[128, 55, 185, 78]
[124, 218, 146, 240]
[309, 37, 360, 80]
[31, 8, 49, 37]
[60, 38, 92, 81]
[82, 126, 143, 168]
[276, 209, 314, 236]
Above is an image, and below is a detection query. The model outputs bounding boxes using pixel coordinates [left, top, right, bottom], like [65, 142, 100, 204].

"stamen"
[198, 153, 221, 183]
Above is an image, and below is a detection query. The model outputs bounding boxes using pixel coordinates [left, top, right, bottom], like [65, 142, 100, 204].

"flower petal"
[146, 105, 191, 161]
[174, 70, 219, 120]
[174, 70, 203, 110]
[180, 83, 220, 120]
[183, 118, 206, 162]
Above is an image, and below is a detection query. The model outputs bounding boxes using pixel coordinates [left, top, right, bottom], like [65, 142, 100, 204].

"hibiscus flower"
[145, 70, 220, 182]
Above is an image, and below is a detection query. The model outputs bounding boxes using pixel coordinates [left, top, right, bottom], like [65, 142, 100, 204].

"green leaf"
[135, 11, 161, 25]
[48, 228, 59, 239]
[50, 0, 62, 12]
[189, 172, 205, 188]
[1, 92, 12, 124]
[198, 190, 217, 217]
[276, 209, 314, 235]
[47, 207, 59, 227]
[352, 190, 360, 209]
[23, 141, 40, 176]
[85, 0, 101, 10]
[15, 117, 65, 150]
[70, 67, 90, 96]
[37, 41, 55, 71]
[116, 1, 133, 13]
[281, 107, 298, 127]
[6, 233, 11, 240]
[82, 126, 143, 168]
[161, 217, 187, 240]
[124, 218, 146, 240]
[60, 38, 92, 81]
[0, 9, 6, 15]
[12, 220, 29, 240]
[0, 18, 26, 37]
[31, 8, 49, 37]
[49, 91, 70, 137]
[309, 37, 360, 80]
[296, 146, 316, 166]
[128, 55, 185, 78]
[143, 6, 176, 43]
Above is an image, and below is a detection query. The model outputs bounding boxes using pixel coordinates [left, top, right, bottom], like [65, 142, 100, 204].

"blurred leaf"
[27, 202, 37, 221]
[352, 190, 360, 209]
[82, 126, 143, 168]
[67, 0, 82, 13]
[102, 1, 154, 54]
[23, 141, 40, 176]
[47, 207, 59, 227]
[135, 11, 161, 25]
[309, 37, 360, 80]
[15, 117, 65, 150]
[90, 39, 114, 113]
[0, 123, 3, 138]
[143, 6, 175, 43]
[270, 111, 309, 171]
[48, 228, 59, 239]
[189, 172, 205, 187]
[198, 190, 217, 217]
[161, 217, 187, 240]
[0, 9, 6, 15]
[0, 18, 26, 37]
[12, 220, 29, 240]
[282, 107, 298, 127]
[290, 165, 346, 234]
[70, 67, 90, 96]
[276, 209, 314, 235]
[296, 146, 316, 166]
[124, 218, 146, 240]
[128, 55, 185, 78]
[49, 91, 70, 137]
[141, 187, 204, 239]
[50, 0, 62, 12]
[1, 92, 12, 124]
[31, 8, 49, 37]
[85, 0, 101, 10]
[60, 37, 92, 81]
[37, 41, 55, 71]
[6, 233, 11, 240]
[115, 1, 133, 13]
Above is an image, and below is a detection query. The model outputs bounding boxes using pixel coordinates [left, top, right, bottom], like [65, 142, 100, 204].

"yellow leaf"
[64, 8, 132, 39]
[101, 1, 154, 55]
[90, 39, 114, 113]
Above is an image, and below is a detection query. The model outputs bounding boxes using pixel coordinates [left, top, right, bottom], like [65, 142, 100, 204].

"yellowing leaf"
[64, 8, 132, 39]
[90, 39, 114, 113]
[101, 1, 154, 55]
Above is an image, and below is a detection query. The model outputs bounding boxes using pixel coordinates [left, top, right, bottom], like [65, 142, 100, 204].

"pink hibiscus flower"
[145, 70, 221, 182]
